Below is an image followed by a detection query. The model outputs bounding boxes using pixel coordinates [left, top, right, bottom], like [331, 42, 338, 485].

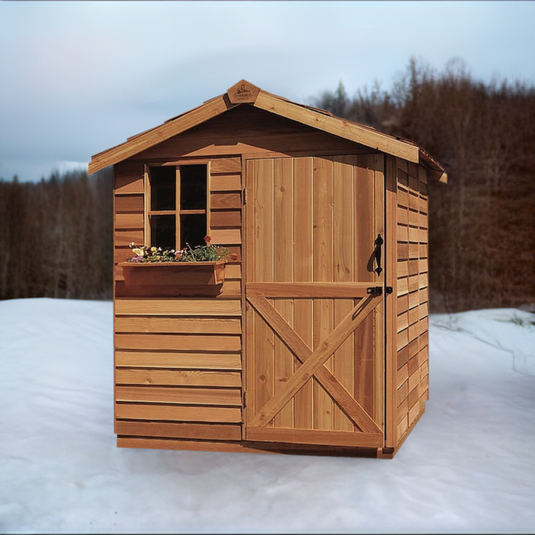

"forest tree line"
[1, 58, 534, 310]
[0, 168, 113, 300]
[315, 58, 535, 312]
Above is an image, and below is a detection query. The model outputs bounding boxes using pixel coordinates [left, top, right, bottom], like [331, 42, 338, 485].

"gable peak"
[227, 80, 261, 104]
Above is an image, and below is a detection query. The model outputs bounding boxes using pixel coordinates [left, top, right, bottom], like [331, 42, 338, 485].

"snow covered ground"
[1, 298, 534, 534]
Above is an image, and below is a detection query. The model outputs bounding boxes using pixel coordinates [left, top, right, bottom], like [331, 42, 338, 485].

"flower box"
[119, 260, 226, 287]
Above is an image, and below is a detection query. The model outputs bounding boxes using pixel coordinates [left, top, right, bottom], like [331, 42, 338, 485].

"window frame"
[144, 161, 211, 250]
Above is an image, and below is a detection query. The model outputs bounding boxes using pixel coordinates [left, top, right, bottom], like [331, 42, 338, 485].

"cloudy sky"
[1, 1, 534, 182]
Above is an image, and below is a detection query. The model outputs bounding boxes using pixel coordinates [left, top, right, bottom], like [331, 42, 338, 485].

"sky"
[0, 1, 534, 182]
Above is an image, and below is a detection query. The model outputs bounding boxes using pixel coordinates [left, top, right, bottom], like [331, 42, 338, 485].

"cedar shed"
[89, 80, 446, 459]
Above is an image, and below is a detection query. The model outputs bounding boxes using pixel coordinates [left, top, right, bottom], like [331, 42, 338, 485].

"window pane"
[150, 166, 176, 211]
[180, 214, 207, 249]
[151, 215, 176, 249]
[180, 165, 207, 210]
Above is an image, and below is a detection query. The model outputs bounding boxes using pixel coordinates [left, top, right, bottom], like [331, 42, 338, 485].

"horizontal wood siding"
[394, 159, 429, 445]
[114, 295, 243, 437]
[116, 386, 242, 405]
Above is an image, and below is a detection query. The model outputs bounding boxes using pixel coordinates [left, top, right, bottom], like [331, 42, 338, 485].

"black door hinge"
[367, 286, 383, 296]
[367, 286, 393, 296]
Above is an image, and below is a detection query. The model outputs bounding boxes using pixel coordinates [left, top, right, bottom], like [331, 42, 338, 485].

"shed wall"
[113, 156, 244, 445]
[393, 158, 430, 445]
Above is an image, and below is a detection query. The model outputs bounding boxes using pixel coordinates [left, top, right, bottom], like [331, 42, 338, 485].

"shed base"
[116, 410, 426, 460]
[117, 436, 397, 459]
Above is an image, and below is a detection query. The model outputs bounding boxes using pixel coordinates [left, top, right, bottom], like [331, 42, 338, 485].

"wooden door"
[244, 155, 385, 448]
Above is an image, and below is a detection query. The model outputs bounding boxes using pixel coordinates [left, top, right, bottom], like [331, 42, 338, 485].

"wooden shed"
[89, 80, 446, 458]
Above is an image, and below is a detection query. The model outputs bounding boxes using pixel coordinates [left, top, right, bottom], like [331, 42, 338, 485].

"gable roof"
[88, 80, 447, 182]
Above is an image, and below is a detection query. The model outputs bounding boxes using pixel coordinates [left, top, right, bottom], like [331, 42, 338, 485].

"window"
[145, 164, 209, 250]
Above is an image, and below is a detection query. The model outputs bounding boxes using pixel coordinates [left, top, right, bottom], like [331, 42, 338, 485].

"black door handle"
[374, 234, 383, 275]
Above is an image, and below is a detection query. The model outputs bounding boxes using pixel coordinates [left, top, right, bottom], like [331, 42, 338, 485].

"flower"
[128, 242, 229, 263]
[204, 235, 212, 244]
[230, 253, 238, 261]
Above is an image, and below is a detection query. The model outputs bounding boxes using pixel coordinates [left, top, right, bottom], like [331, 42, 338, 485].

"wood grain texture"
[313, 157, 334, 430]
[249, 159, 275, 426]
[210, 157, 241, 174]
[116, 403, 242, 423]
[115, 333, 241, 352]
[115, 351, 242, 370]
[211, 228, 241, 245]
[115, 281, 241, 299]
[292, 157, 314, 429]
[115, 298, 242, 316]
[211, 192, 242, 210]
[115, 368, 242, 387]
[115, 230, 144, 247]
[115, 195, 143, 213]
[116, 386, 242, 406]
[115, 316, 241, 334]
[273, 157, 294, 428]
[210, 210, 241, 228]
[246, 282, 369, 298]
[247, 427, 383, 448]
[115, 213, 144, 230]
[210, 174, 241, 192]
[115, 421, 242, 441]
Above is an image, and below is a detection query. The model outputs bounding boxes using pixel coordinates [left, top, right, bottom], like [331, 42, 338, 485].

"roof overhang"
[89, 79, 445, 181]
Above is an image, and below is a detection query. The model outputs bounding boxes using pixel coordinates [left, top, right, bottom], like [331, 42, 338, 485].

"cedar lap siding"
[89, 80, 446, 459]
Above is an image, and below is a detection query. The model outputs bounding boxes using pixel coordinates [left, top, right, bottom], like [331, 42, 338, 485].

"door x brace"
[247, 294, 382, 434]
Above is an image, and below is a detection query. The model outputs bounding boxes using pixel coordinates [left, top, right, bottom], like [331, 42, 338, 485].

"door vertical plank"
[273, 158, 294, 428]
[293, 158, 314, 430]
[354, 309, 375, 417]
[313, 156, 334, 430]
[254, 159, 275, 425]
[333, 157, 355, 431]
[353, 156, 377, 424]
[354, 155, 375, 284]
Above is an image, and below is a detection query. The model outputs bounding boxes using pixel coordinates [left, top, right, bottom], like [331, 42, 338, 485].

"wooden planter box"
[119, 260, 226, 287]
